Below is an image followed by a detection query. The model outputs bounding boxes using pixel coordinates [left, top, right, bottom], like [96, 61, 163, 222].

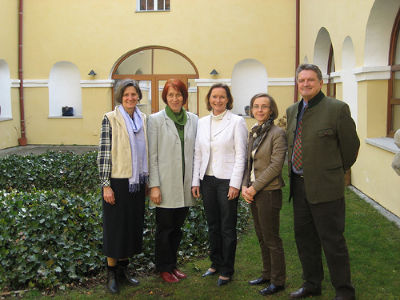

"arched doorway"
[112, 46, 199, 115]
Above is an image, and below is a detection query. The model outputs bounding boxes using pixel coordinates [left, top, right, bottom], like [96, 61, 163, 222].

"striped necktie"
[292, 106, 307, 171]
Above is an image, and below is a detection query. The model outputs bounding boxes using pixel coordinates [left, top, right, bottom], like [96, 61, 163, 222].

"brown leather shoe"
[173, 269, 187, 279]
[290, 286, 321, 298]
[160, 272, 179, 283]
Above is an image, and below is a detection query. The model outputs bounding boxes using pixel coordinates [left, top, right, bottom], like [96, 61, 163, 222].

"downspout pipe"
[18, 0, 27, 146]
[294, 0, 300, 102]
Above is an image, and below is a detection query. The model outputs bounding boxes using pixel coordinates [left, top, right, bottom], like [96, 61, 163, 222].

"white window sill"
[0, 117, 13, 122]
[365, 137, 399, 154]
[48, 115, 83, 119]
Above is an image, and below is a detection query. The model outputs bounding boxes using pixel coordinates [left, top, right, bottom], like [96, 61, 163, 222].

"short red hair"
[161, 79, 188, 105]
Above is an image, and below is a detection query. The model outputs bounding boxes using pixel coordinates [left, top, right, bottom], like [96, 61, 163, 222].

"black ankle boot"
[118, 260, 140, 285]
[106, 265, 119, 294]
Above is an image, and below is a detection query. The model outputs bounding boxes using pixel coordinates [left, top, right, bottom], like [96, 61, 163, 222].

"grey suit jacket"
[148, 109, 198, 208]
[286, 91, 360, 204]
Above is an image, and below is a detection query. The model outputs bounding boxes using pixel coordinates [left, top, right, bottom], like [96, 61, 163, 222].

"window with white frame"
[0, 60, 12, 119]
[137, 0, 170, 12]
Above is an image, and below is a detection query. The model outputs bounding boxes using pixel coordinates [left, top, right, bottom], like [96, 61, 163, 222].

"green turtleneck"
[165, 105, 187, 179]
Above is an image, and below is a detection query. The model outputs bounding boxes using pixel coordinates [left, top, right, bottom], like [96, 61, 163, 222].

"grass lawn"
[20, 177, 400, 300]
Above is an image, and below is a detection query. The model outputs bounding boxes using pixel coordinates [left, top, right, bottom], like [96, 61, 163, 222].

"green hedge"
[0, 189, 103, 289]
[0, 151, 250, 290]
[0, 151, 99, 194]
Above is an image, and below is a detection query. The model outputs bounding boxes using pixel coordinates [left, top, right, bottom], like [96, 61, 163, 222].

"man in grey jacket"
[286, 64, 359, 300]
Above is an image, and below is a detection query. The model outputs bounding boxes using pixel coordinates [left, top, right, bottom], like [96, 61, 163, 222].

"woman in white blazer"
[192, 83, 247, 286]
[148, 79, 198, 283]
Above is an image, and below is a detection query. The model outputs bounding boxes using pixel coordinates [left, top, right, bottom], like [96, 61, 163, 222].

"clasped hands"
[241, 185, 257, 203]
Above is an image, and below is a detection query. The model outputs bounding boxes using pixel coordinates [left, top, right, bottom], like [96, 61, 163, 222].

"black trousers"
[292, 173, 355, 297]
[155, 206, 189, 273]
[201, 175, 238, 277]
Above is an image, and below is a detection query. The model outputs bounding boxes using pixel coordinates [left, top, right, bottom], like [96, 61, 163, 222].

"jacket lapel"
[163, 110, 180, 139]
[115, 106, 129, 138]
[213, 110, 231, 137]
[203, 115, 211, 142]
[184, 112, 192, 141]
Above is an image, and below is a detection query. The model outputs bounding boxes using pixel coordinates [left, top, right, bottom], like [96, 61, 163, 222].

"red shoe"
[173, 269, 187, 279]
[160, 272, 179, 283]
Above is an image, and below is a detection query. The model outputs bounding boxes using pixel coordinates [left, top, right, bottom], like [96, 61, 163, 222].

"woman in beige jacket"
[97, 79, 148, 294]
[242, 93, 288, 296]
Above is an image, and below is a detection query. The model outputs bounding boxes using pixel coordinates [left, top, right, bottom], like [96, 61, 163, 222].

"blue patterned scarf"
[118, 105, 148, 192]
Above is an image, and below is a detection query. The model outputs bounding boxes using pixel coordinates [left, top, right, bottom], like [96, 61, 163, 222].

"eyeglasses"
[253, 105, 270, 110]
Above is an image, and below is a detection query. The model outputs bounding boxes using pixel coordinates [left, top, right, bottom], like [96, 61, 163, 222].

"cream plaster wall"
[23, 87, 110, 145]
[352, 143, 400, 217]
[0, 89, 20, 149]
[300, 0, 375, 69]
[268, 85, 294, 119]
[356, 80, 387, 138]
[0, 0, 20, 149]
[5, 0, 295, 147]
[0, 0, 18, 78]
[23, 0, 295, 80]
[351, 80, 399, 216]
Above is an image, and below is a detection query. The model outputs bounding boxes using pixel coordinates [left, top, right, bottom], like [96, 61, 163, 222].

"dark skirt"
[102, 178, 145, 258]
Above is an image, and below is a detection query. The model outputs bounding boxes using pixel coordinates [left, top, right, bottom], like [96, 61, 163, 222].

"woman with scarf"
[97, 79, 148, 294]
[192, 83, 247, 286]
[148, 79, 198, 283]
[241, 93, 287, 296]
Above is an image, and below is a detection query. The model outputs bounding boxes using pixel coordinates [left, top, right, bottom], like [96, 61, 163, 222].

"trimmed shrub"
[0, 151, 99, 194]
[0, 151, 250, 290]
[0, 189, 103, 289]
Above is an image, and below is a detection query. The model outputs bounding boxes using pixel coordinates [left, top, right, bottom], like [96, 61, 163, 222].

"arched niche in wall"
[231, 59, 268, 116]
[342, 36, 358, 126]
[303, 56, 309, 64]
[314, 27, 336, 96]
[364, 0, 400, 66]
[49, 61, 82, 117]
[313, 27, 332, 74]
[0, 60, 12, 119]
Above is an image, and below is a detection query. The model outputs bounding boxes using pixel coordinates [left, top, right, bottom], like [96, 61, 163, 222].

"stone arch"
[313, 27, 332, 74]
[364, 0, 400, 66]
[231, 59, 268, 116]
[313, 27, 333, 74]
[49, 61, 82, 117]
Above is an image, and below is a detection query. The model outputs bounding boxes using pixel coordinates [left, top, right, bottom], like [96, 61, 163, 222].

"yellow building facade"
[0, 0, 399, 217]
